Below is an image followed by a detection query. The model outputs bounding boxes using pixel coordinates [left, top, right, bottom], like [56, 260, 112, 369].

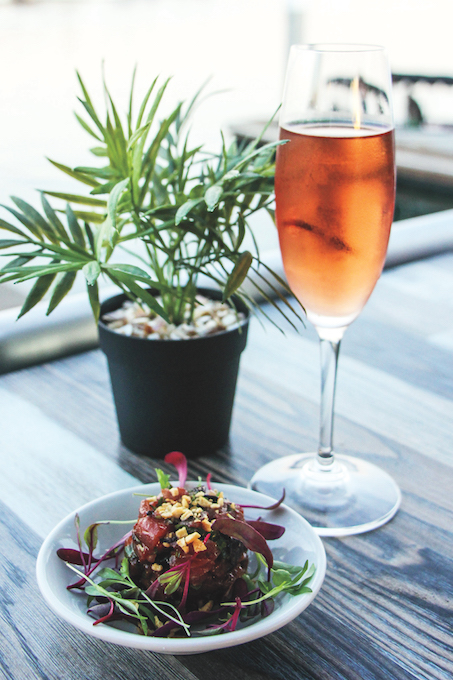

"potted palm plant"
[0, 72, 300, 457]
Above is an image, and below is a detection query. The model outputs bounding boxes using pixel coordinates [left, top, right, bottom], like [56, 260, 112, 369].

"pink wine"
[275, 124, 395, 327]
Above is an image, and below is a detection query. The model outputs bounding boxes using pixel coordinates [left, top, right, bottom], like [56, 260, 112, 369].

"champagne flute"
[250, 44, 401, 536]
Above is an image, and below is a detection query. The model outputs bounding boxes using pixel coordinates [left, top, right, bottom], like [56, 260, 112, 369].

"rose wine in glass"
[251, 45, 401, 536]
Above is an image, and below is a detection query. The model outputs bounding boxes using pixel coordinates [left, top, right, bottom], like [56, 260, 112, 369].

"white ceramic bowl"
[36, 482, 326, 654]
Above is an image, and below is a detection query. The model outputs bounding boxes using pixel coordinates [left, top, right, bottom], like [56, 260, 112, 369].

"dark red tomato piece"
[134, 515, 169, 551]
[138, 498, 158, 518]
[161, 487, 186, 500]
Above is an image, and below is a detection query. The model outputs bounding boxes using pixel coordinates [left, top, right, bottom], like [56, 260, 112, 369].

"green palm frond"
[0, 69, 303, 328]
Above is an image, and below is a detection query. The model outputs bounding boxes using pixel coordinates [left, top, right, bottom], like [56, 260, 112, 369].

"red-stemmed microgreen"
[60, 526, 133, 590]
[199, 597, 245, 636]
[156, 555, 195, 611]
[88, 600, 136, 626]
[74, 514, 87, 572]
[238, 489, 286, 511]
[56, 547, 90, 565]
[164, 451, 187, 488]
[212, 515, 274, 572]
[92, 599, 115, 626]
[65, 559, 191, 636]
[158, 558, 191, 596]
[151, 607, 228, 638]
[246, 519, 285, 540]
[178, 561, 191, 611]
[83, 523, 99, 570]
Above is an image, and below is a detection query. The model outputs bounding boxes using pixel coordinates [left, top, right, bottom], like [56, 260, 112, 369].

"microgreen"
[60, 518, 315, 637]
[56, 547, 90, 565]
[65, 560, 190, 636]
[155, 468, 171, 490]
[222, 555, 315, 609]
[246, 520, 285, 540]
[58, 521, 132, 590]
[212, 515, 274, 571]
[164, 451, 187, 488]
[158, 569, 183, 596]
[158, 559, 192, 596]
[239, 489, 286, 510]
[199, 597, 244, 635]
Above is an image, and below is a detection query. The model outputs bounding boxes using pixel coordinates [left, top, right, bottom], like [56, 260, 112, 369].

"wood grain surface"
[0, 253, 452, 680]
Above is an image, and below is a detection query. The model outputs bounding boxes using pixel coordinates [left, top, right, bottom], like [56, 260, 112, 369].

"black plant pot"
[98, 288, 249, 458]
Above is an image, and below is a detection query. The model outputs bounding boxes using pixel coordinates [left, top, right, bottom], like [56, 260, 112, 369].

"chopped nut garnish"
[185, 531, 201, 545]
[192, 537, 207, 553]
[201, 518, 212, 532]
[155, 502, 173, 518]
[211, 502, 220, 509]
[181, 495, 191, 508]
[170, 487, 180, 497]
[175, 527, 188, 539]
[176, 537, 189, 553]
[217, 497, 224, 507]
[162, 542, 171, 548]
[180, 509, 193, 521]
[172, 506, 187, 519]
[195, 496, 211, 508]
[151, 563, 163, 572]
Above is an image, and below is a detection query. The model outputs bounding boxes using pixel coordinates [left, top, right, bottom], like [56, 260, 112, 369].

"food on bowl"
[125, 484, 248, 609]
[57, 452, 316, 638]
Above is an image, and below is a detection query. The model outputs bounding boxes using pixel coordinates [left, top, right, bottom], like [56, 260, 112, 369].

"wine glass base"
[250, 453, 401, 537]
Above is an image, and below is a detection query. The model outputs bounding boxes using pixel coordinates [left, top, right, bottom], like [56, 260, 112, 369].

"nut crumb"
[176, 537, 189, 553]
[192, 538, 207, 553]
[201, 518, 212, 532]
[185, 531, 201, 545]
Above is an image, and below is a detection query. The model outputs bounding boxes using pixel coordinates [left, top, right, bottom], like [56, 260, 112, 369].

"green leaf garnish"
[155, 468, 171, 490]
[222, 557, 315, 609]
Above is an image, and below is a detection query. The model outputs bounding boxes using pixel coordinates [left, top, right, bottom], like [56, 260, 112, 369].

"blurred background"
[1, 0, 452, 198]
[0, 0, 452, 309]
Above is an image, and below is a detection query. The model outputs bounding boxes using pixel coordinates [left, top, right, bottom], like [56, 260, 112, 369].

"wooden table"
[1, 251, 452, 680]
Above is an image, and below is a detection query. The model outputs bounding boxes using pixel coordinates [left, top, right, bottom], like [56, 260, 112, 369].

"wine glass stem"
[318, 337, 341, 468]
